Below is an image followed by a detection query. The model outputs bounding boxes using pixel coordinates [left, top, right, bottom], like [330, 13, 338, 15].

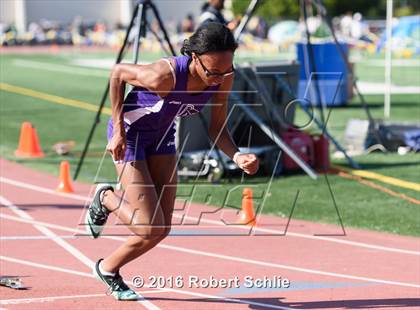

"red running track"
[0, 158, 419, 309]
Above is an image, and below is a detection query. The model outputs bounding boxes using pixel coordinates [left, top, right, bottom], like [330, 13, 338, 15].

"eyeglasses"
[196, 55, 234, 78]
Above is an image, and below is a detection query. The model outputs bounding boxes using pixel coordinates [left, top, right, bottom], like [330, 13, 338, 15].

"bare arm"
[209, 74, 259, 175]
[208, 74, 239, 159]
[109, 59, 175, 134]
[107, 59, 175, 161]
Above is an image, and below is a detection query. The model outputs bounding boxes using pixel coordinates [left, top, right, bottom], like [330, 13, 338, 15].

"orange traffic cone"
[56, 161, 74, 193]
[237, 187, 256, 226]
[14, 122, 45, 158]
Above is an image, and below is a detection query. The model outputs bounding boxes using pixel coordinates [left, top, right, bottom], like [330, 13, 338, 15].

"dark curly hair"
[181, 22, 238, 56]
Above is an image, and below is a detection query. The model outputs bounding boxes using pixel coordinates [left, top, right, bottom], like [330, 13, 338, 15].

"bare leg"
[142, 154, 178, 249]
[100, 160, 165, 273]
[100, 155, 177, 273]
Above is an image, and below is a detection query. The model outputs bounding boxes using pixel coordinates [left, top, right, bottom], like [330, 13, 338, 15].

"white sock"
[99, 261, 116, 277]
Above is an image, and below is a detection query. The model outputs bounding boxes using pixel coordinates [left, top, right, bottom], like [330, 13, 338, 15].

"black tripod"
[74, 0, 175, 180]
[74, 0, 266, 180]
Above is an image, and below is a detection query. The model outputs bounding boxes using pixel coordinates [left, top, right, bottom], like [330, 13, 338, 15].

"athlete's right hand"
[107, 132, 126, 163]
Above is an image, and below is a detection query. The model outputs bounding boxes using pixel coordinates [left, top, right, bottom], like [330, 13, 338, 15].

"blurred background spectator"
[178, 14, 195, 34]
[0, 0, 418, 57]
[198, 0, 239, 30]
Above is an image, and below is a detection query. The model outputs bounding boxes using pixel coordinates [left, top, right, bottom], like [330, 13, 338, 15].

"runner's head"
[210, 0, 225, 10]
[181, 22, 237, 86]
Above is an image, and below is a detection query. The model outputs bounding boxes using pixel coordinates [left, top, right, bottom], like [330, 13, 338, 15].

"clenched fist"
[107, 132, 126, 163]
[234, 153, 259, 175]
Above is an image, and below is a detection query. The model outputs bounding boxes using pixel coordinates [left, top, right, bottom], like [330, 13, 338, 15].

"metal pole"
[384, 0, 393, 118]
[234, 0, 260, 41]
[312, 0, 386, 149]
[73, 4, 140, 180]
[235, 65, 319, 178]
[235, 65, 283, 129]
[230, 93, 318, 180]
[125, 2, 145, 95]
[133, 3, 145, 65]
[273, 75, 361, 169]
[150, 1, 177, 56]
[300, 0, 326, 125]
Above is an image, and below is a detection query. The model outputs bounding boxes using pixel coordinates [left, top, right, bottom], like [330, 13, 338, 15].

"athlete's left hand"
[235, 153, 259, 175]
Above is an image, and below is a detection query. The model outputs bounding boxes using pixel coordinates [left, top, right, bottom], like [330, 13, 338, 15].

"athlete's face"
[210, 0, 225, 10]
[193, 51, 234, 86]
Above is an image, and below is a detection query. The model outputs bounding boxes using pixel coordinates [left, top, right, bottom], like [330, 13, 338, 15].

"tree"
[321, 0, 385, 17]
[231, 0, 300, 21]
[231, 0, 419, 22]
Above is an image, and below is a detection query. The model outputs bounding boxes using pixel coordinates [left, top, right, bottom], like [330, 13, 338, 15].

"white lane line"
[0, 196, 160, 310]
[0, 213, 85, 234]
[1, 176, 419, 256]
[1, 212, 419, 289]
[0, 196, 93, 269]
[0, 177, 89, 201]
[71, 58, 150, 69]
[0, 255, 89, 277]
[12, 59, 109, 78]
[180, 215, 420, 256]
[0, 291, 166, 305]
[158, 244, 420, 289]
[0, 235, 76, 240]
[0, 255, 292, 310]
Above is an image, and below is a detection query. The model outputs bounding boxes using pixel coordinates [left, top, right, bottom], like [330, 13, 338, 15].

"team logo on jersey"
[177, 104, 199, 117]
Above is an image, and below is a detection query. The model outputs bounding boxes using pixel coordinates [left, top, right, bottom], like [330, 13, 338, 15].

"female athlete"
[86, 22, 259, 300]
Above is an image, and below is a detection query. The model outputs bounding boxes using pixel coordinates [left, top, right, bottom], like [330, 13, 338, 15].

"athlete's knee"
[131, 225, 164, 240]
[126, 235, 145, 249]
[152, 226, 171, 244]
[144, 222, 171, 242]
[129, 213, 165, 240]
[129, 208, 165, 237]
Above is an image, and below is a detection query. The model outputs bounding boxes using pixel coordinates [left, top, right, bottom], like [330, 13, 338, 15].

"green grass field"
[0, 49, 419, 236]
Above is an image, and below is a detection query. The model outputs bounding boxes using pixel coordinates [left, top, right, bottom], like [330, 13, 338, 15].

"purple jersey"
[107, 55, 219, 162]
